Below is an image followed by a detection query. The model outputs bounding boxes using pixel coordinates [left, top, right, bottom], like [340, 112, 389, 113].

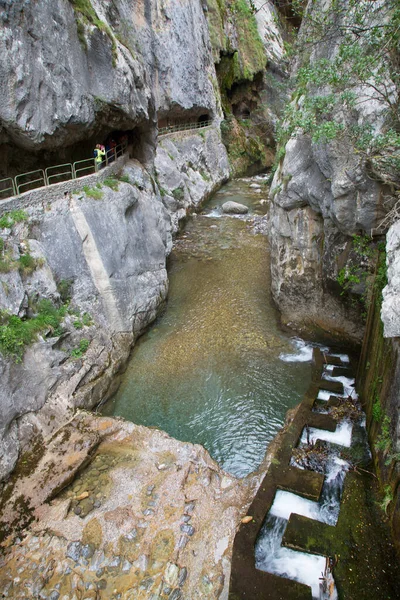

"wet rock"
[79, 497, 95, 518]
[184, 502, 195, 515]
[147, 485, 155, 496]
[97, 579, 107, 590]
[140, 577, 155, 591]
[181, 515, 191, 523]
[221, 201, 249, 215]
[81, 544, 95, 559]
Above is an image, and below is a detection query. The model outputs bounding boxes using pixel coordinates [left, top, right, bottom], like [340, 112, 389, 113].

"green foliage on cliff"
[70, 338, 90, 358]
[231, 0, 266, 81]
[0, 210, 28, 230]
[208, 0, 266, 87]
[0, 300, 66, 362]
[336, 235, 387, 320]
[220, 116, 271, 174]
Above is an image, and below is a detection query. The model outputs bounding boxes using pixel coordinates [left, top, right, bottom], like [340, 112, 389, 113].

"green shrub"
[103, 177, 119, 191]
[172, 187, 185, 201]
[375, 415, 392, 454]
[18, 254, 37, 275]
[118, 174, 130, 183]
[372, 399, 383, 422]
[0, 300, 67, 362]
[0, 210, 28, 229]
[83, 185, 103, 200]
[57, 279, 73, 303]
[71, 338, 90, 358]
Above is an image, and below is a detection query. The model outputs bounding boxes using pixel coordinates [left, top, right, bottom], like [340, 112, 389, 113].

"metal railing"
[0, 177, 16, 200]
[45, 163, 73, 185]
[15, 170, 46, 195]
[0, 142, 128, 202]
[158, 119, 213, 136]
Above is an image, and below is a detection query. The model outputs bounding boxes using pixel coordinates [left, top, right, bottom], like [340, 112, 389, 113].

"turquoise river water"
[101, 178, 314, 477]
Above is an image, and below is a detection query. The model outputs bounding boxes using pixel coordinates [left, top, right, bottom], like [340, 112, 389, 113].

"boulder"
[222, 201, 249, 214]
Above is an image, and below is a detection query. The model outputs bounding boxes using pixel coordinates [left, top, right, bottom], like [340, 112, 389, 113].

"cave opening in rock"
[0, 120, 154, 196]
[157, 108, 212, 131]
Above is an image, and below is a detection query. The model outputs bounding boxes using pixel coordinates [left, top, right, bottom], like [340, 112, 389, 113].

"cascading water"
[255, 353, 361, 599]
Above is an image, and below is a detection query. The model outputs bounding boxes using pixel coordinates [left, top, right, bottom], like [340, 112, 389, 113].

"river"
[101, 177, 314, 477]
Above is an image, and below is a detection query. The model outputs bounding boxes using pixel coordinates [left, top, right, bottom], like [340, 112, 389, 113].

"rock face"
[206, 0, 287, 175]
[155, 128, 230, 232]
[0, 0, 218, 175]
[268, 2, 391, 342]
[382, 221, 400, 338]
[222, 201, 249, 215]
[0, 412, 263, 600]
[0, 161, 172, 480]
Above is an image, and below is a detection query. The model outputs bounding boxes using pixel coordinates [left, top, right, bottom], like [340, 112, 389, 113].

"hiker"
[94, 144, 105, 169]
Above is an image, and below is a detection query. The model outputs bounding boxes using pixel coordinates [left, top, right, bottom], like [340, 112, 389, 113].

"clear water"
[101, 179, 314, 477]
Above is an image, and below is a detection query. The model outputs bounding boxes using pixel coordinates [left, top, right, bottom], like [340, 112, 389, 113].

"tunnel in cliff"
[0, 116, 155, 193]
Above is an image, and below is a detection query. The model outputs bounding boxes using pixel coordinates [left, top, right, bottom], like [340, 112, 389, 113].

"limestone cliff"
[0, 0, 218, 175]
[268, 0, 398, 343]
[205, 0, 288, 175]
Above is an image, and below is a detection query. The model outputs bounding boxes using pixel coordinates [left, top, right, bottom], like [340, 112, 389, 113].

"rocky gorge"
[0, 0, 400, 599]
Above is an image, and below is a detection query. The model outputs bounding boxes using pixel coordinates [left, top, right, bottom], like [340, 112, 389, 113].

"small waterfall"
[255, 351, 360, 599]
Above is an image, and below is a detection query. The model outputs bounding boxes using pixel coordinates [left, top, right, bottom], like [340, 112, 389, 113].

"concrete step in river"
[229, 349, 398, 600]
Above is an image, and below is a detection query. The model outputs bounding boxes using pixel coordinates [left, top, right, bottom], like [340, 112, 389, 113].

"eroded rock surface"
[0, 0, 218, 174]
[155, 128, 229, 232]
[0, 413, 261, 600]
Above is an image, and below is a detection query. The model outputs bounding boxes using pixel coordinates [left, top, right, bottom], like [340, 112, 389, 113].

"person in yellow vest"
[94, 144, 105, 169]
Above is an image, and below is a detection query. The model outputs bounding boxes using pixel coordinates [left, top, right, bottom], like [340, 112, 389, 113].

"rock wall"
[155, 128, 230, 232]
[382, 221, 400, 338]
[0, 161, 172, 480]
[205, 0, 288, 175]
[357, 230, 400, 557]
[268, 0, 393, 343]
[0, 0, 219, 175]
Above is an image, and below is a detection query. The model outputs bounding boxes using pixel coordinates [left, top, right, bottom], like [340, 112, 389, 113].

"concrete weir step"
[317, 378, 344, 395]
[229, 348, 335, 600]
[323, 355, 346, 366]
[331, 366, 353, 378]
[278, 466, 325, 501]
[282, 513, 335, 557]
[306, 413, 337, 432]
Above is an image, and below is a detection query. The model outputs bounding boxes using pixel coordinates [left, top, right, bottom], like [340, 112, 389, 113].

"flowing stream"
[101, 178, 317, 477]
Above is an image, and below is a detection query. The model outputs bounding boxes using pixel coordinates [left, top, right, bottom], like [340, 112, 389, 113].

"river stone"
[222, 201, 249, 214]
